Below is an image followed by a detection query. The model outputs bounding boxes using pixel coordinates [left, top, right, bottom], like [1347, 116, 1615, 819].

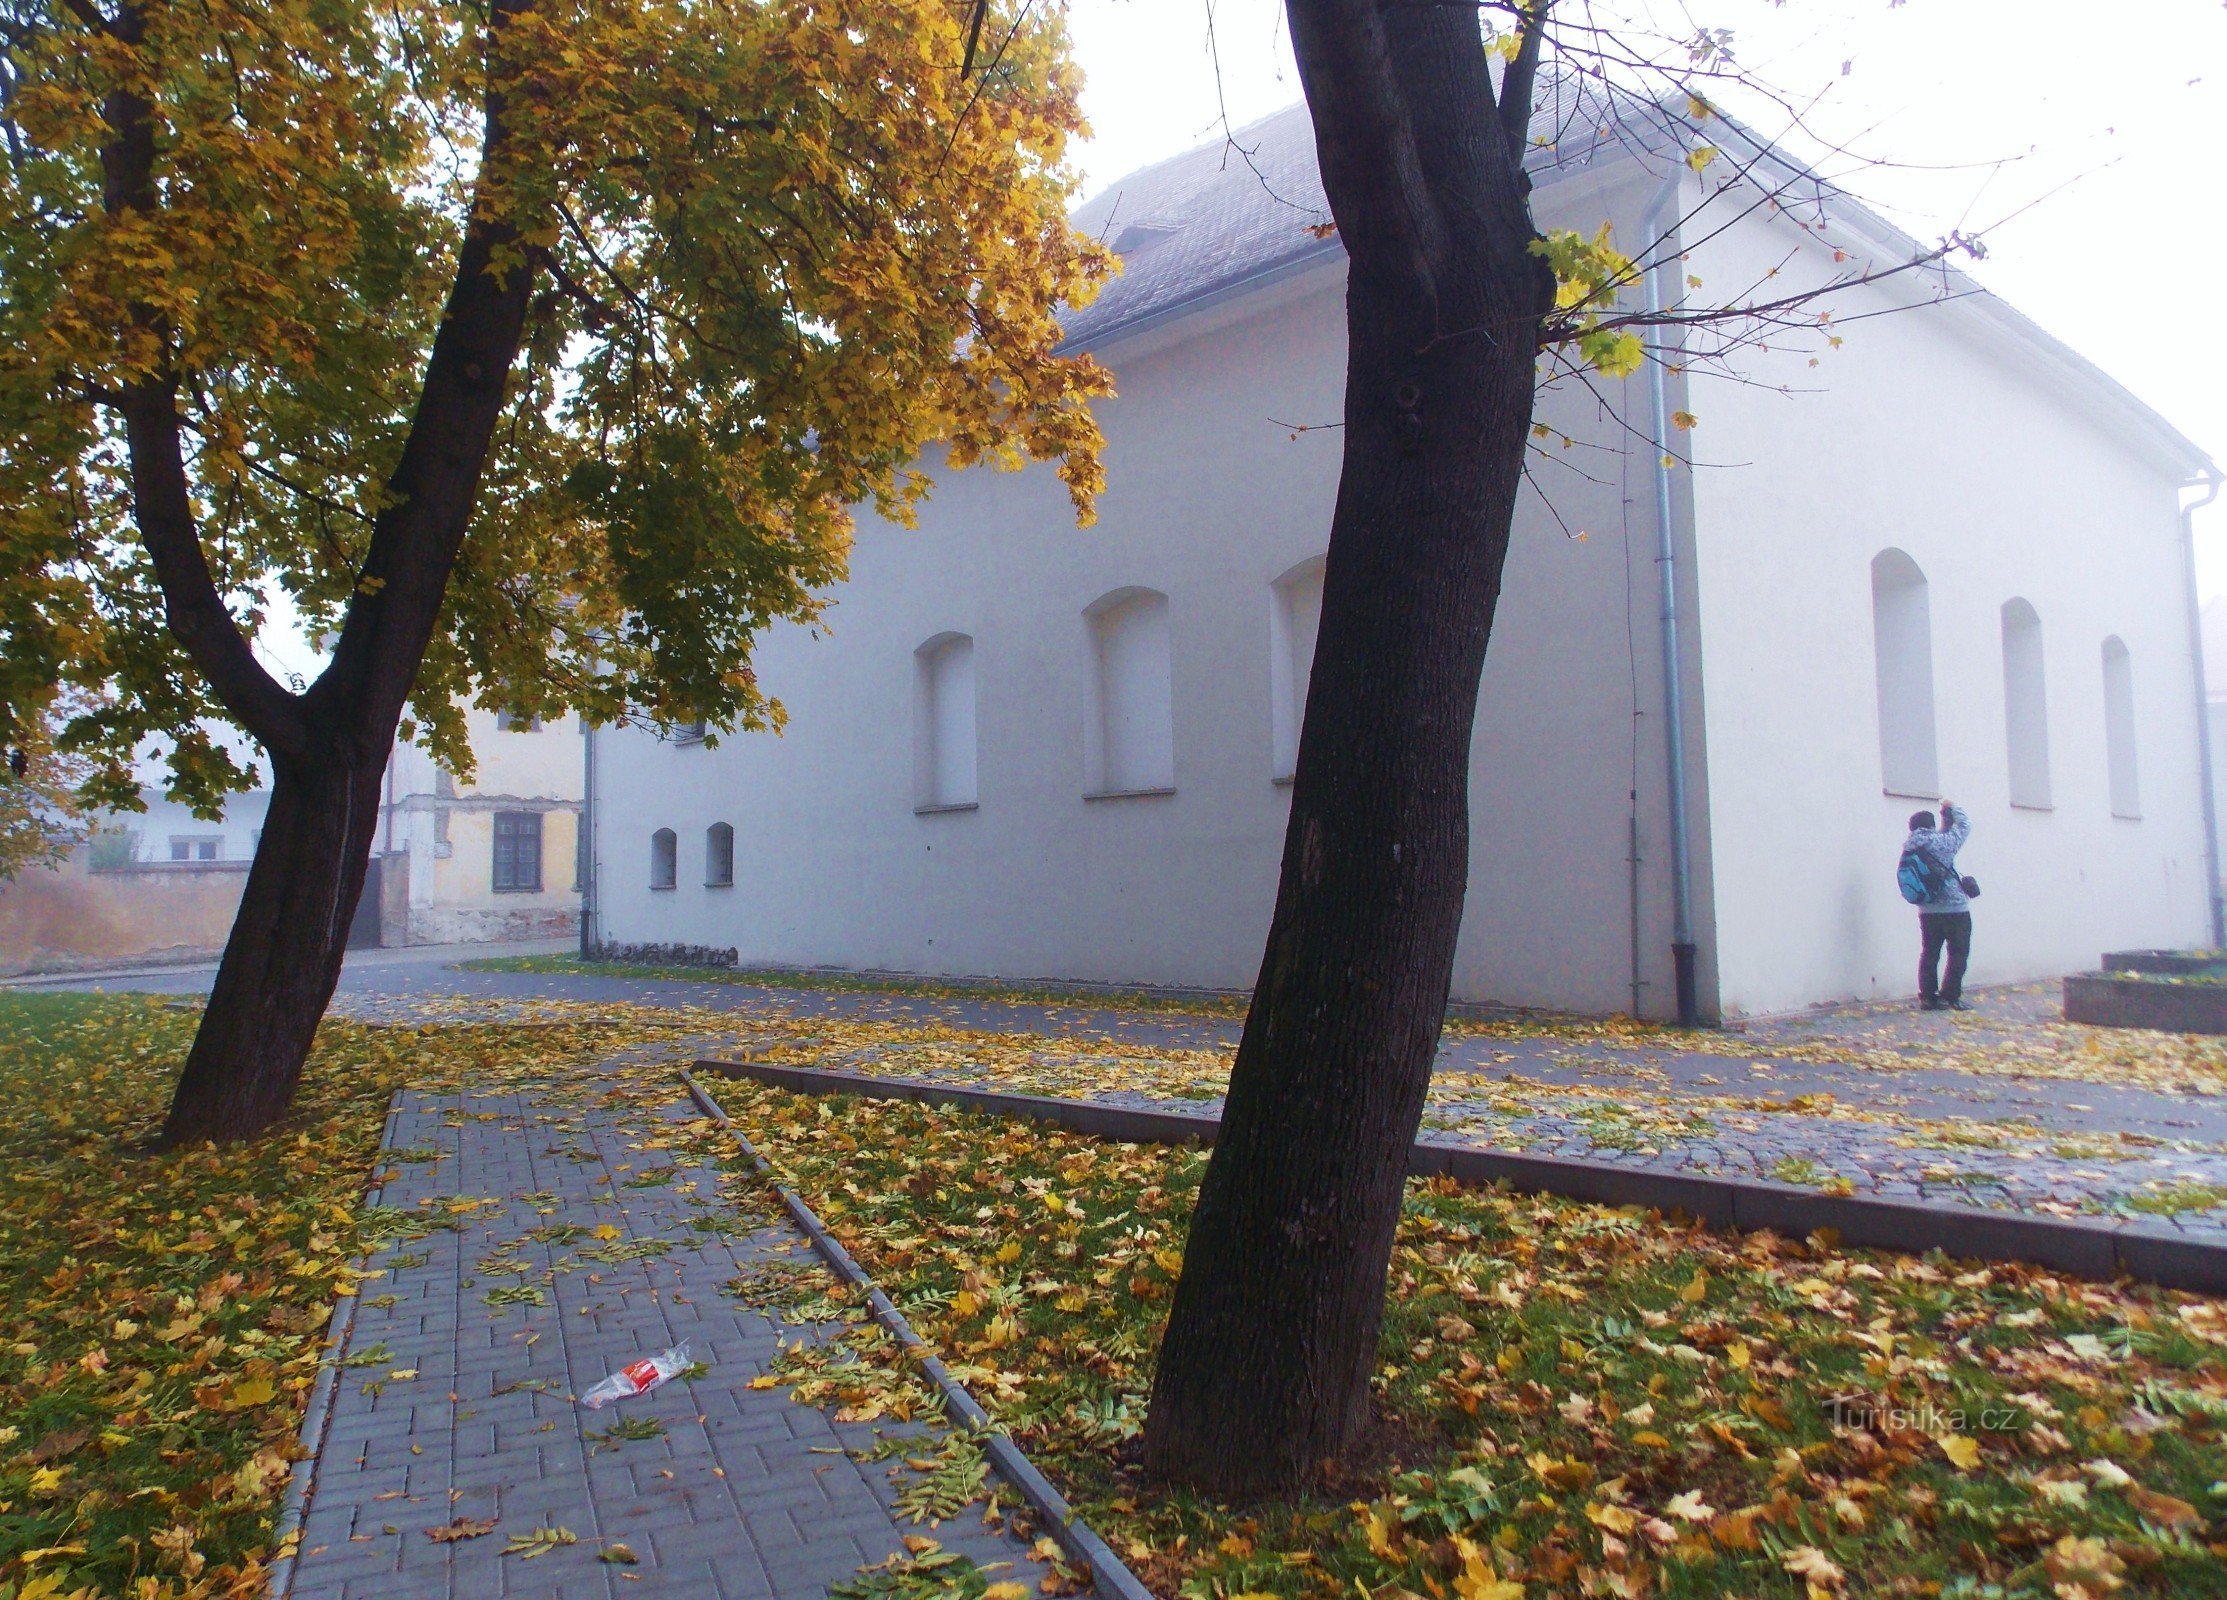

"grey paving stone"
[283, 1081, 1052, 1600]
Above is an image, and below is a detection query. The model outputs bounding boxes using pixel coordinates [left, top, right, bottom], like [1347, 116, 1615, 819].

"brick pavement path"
[285, 1082, 1046, 1600]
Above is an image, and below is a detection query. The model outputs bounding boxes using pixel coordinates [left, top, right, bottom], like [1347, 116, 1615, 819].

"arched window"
[2000, 598, 2052, 809]
[1084, 588, 1175, 796]
[1269, 557, 1326, 783]
[705, 822, 734, 887]
[1871, 550, 1939, 798]
[2102, 635, 2140, 818]
[912, 632, 978, 810]
[649, 828, 677, 890]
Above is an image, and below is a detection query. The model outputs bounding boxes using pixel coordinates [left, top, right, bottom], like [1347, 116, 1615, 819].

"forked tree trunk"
[1140, 0, 1554, 1494]
[107, 0, 537, 1146]
[157, 755, 387, 1145]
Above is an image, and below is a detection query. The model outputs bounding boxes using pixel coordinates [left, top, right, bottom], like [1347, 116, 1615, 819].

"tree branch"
[1496, 0, 1547, 183]
[309, 0, 541, 757]
[1282, 0, 1449, 328]
[96, 1, 308, 758]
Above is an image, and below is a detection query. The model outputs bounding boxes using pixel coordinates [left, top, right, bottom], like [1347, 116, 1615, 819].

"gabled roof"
[1063, 70, 1672, 350]
[1060, 80, 2214, 477]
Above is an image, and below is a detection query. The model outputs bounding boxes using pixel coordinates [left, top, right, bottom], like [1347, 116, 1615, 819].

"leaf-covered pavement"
[686, 987, 2227, 1237]
[691, 1083, 2227, 1600]
[284, 1076, 1055, 1600]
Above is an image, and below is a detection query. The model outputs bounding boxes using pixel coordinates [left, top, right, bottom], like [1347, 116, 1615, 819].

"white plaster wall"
[1686, 207, 2211, 1016]
[593, 213, 1697, 1014]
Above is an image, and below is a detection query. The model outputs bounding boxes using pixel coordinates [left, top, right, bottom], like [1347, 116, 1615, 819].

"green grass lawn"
[695, 1084, 2227, 1600]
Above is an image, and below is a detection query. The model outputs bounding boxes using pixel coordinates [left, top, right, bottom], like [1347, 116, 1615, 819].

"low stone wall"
[2064, 971, 2227, 1035]
[0, 849, 247, 975]
[397, 902, 580, 947]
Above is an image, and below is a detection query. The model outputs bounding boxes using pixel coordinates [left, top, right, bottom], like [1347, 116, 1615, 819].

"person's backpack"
[1896, 842, 1953, 905]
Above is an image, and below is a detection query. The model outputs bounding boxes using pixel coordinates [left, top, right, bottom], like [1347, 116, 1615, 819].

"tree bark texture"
[157, 755, 386, 1144]
[95, 0, 541, 1144]
[1140, 0, 1554, 1495]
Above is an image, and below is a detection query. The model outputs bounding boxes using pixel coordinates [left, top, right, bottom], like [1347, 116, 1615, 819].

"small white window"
[1269, 557, 1326, 783]
[1083, 588, 1175, 797]
[2000, 598, 2051, 809]
[705, 822, 734, 886]
[1871, 549, 1939, 798]
[650, 827, 678, 889]
[2102, 635, 2140, 818]
[913, 633, 978, 810]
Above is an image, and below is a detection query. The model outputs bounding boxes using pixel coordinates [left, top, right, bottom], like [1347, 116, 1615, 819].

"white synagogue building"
[584, 92, 2220, 1022]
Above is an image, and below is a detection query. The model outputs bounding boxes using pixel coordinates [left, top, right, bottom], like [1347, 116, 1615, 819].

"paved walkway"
[34, 947, 2227, 1240]
[287, 1079, 1045, 1600]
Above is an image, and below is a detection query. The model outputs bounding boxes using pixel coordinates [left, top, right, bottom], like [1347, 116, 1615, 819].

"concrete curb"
[265, 1091, 404, 1600]
[2064, 971, 2227, 1035]
[697, 1057, 2227, 1297]
[679, 1070, 1156, 1600]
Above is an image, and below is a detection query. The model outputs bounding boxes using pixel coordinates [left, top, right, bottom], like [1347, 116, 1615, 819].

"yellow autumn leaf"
[1585, 1501, 1637, 1534]
[1938, 1434, 1982, 1471]
[1678, 1270, 1708, 1303]
[983, 1585, 1031, 1600]
[594, 1224, 622, 1242]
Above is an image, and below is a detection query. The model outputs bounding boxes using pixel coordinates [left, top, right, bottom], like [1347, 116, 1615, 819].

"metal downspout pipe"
[1643, 196, 1701, 1026]
[2182, 468, 2226, 948]
[580, 716, 598, 958]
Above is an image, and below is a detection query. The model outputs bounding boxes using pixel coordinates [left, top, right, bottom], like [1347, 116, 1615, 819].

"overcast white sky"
[1061, 0, 2227, 584]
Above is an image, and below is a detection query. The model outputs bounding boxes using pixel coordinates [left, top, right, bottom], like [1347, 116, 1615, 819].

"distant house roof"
[1062, 72, 1669, 351]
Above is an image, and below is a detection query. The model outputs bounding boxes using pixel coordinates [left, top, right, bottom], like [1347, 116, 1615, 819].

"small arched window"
[1269, 557, 1326, 783]
[649, 828, 677, 890]
[2102, 635, 2140, 818]
[1084, 588, 1175, 796]
[705, 822, 734, 887]
[2000, 598, 2052, 809]
[1871, 550, 1939, 798]
[913, 632, 978, 810]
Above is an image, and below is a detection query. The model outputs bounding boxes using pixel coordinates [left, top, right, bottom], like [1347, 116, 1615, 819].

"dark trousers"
[1919, 911, 1972, 1004]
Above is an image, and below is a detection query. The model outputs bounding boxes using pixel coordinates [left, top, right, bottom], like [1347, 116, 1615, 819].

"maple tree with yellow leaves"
[0, 0, 1110, 1144]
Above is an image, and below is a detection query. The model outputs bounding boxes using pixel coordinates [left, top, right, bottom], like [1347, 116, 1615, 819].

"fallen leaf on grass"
[28, 1427, 91, 1464]
[1937, 1434, 1981, 1470]
[1781, 1546, 1844, 1587]
[2128, 1484, 2203, 1531]
[1664, 1490, 1713, 1522]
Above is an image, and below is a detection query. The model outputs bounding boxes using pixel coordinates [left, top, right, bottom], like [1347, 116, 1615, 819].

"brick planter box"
[2103, 948, 2227, 978]
[2064, 970, 2227, 1034]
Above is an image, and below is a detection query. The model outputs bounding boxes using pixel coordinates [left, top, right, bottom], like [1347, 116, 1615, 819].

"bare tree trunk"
[1140, 0, 1554, 1495]
[157, 756, 385, 1145]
